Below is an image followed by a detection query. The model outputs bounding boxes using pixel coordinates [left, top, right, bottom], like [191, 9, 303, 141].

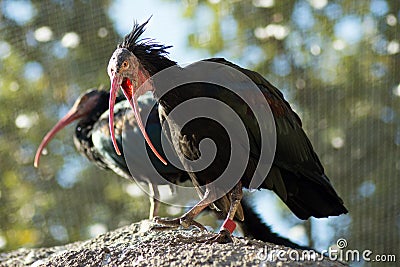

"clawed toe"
[154, 217, 181, 227]
[198, 229, 233, 244]
[153, 216, 206, 231]
[181, 219, 207, 231]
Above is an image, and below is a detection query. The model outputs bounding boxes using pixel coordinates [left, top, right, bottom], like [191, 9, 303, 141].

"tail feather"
[267, 168, 348, 220]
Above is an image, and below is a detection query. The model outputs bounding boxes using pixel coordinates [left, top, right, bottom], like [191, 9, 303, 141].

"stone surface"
[0, 220, 348, 267]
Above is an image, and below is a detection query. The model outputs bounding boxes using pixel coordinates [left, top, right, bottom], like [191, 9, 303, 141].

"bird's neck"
[137, 56, 180, 111]
[141, 56, 177, 77]
[75, 92, 117, 144]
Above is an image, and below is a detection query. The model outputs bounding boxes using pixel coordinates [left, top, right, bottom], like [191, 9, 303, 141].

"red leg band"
[222, 218, 236, 234]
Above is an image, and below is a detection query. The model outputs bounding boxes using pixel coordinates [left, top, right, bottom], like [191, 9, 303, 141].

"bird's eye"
[122, 61, 129, 69]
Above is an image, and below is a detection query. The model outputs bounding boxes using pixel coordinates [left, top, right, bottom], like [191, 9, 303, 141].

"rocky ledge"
[0, 220, 347, 267]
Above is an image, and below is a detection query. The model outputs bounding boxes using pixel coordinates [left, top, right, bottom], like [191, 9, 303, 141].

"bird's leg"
[148, 183, 160, 220]
[203, 181, 243, 244]
[153, 187, 215, 231]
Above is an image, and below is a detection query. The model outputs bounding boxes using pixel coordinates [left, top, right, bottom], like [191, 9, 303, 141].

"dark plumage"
[34, 88, 307, 248]
[107, 19, 347, 242]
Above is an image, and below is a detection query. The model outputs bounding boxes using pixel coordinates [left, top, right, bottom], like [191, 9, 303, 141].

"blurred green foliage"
[181, 0, 400, 255]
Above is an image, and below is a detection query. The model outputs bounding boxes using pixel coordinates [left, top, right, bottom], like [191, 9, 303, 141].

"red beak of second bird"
[34, 106, 83, 168]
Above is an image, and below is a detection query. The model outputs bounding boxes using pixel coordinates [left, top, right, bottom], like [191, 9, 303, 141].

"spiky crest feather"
[118, 17, 176, 74]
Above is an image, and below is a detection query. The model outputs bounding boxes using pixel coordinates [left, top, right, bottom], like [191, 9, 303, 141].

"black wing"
[206, 58, 347, 219]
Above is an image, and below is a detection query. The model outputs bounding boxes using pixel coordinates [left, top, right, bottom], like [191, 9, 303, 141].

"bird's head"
[34, 89, 104, 168]
[107, 19, 168, 165]
[107, 47, 146, 92]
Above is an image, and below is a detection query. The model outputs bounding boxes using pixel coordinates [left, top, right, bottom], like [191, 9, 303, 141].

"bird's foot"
[150, 217, 180, 231]
[199, 229, 233, 244]
[152, 216, 206, 231]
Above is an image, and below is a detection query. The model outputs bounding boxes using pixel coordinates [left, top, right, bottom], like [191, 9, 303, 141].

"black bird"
[34, 88, 308, 249]
[107, 20, 348, 243]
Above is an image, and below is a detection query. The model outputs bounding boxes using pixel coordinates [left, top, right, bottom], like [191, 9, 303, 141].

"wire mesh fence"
[0, 0, 399, 265]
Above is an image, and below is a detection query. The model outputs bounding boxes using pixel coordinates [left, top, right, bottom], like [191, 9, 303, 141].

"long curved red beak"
[34, 107, 82, 168]
[109, 73, 167, 165]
